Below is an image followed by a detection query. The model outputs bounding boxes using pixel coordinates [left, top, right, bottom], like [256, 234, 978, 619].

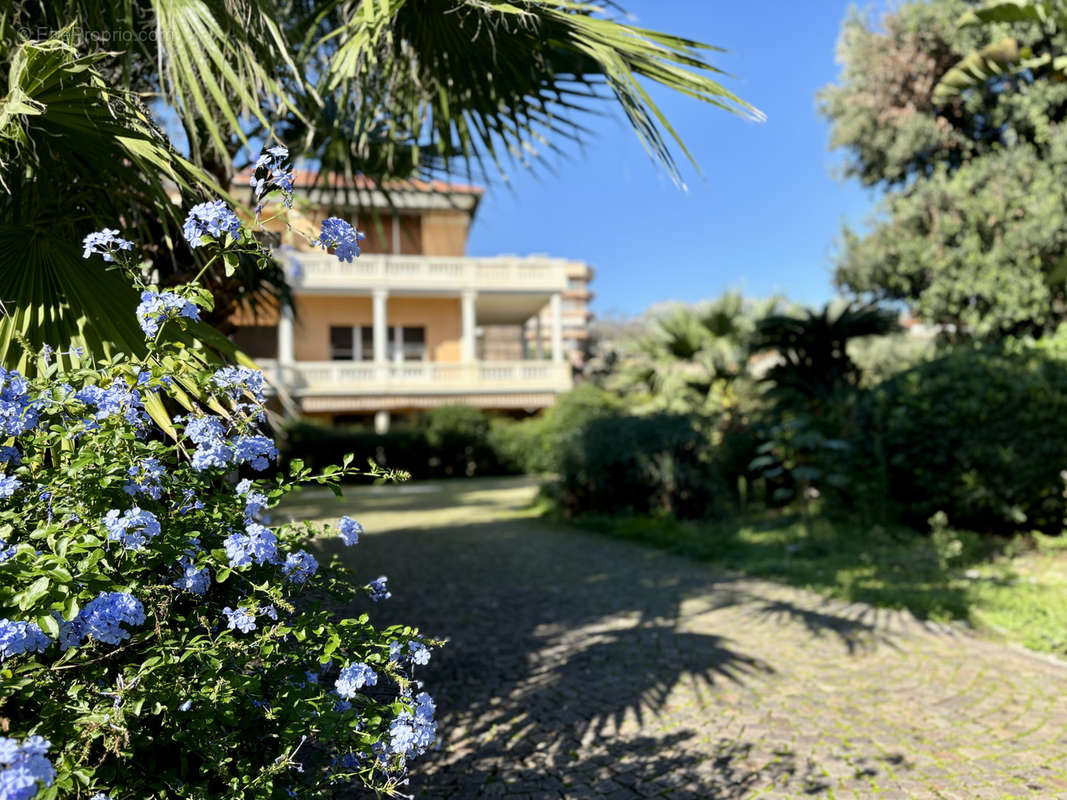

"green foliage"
[489, 384, 624, 476]
[820, 0, 1067, 337]
[847, 331, 936, 386]
[552, 412, 731, 519]
[751, 301, 899, 404]
[868, 344, 1067, 532]
[605, 293, 777, 416]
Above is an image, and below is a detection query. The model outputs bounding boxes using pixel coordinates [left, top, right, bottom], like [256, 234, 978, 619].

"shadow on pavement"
[316, 511, 912, 798]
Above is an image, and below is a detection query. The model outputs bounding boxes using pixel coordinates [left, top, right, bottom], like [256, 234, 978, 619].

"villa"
[229, 173, 594, 431]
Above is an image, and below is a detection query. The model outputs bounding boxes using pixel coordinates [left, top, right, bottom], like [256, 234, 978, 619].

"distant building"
[229, 172, 594, 430]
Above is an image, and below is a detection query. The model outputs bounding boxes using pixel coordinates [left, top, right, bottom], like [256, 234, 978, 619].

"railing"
[284, 252, 571, 292]
[259, 359, 572, 395]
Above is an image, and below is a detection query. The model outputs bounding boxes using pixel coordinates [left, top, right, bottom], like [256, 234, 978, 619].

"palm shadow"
[315, 513, 913, 798]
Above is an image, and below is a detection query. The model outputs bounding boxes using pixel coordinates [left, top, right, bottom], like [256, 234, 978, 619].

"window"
[393, 326, 426, 362]
[359, 326, 374, 361]
[329, 326, 353, 360]
[331, 326, 375, 360]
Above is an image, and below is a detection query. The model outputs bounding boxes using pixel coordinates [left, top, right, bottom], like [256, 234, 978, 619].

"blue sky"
[465, 1, 885, 317]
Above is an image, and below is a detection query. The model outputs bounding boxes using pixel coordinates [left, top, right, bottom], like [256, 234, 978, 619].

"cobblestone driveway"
[290, 478, 1067, 799]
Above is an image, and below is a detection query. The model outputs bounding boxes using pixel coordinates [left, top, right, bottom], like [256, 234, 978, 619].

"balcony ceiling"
[476, 292, 553, 324]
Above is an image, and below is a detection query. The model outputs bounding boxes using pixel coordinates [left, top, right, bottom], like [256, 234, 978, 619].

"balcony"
[260, 359, 572, 398]
[285, 252, 571, 294]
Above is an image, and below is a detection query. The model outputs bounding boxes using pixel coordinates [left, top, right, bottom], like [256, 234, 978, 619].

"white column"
[277, 303, 294, 365]
[372, 289, 389, 364]
[520, 321, 529, 361]
[461, 289, 477, 363]
[374, 410, 390, 434]
[535, 314, 544, 360]
[550, 292, 563, 364]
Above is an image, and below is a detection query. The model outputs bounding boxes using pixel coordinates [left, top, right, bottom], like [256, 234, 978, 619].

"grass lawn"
[566, 510, 1067, 657]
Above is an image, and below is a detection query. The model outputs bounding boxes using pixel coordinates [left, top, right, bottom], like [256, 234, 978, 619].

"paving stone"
[304, 478, 1067, 799]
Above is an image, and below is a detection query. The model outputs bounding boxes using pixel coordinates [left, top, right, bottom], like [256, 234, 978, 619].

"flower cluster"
[282, 550, 318, 584]
[338, 515, 362, 546]
[59, 591, 146, 649]
[0, 619, 51, 661]
[313, 217, 365, 263]
[335, 662, 377, 699]
[368, 575, 391, 602]
[224, 523, 278, 568]
[0, 368, 39, 436]
[182, 200, 242, 247]
[0, 474, 20, 499]
[82, 228, 133, 263]
[135, 290, 200, 338]
[102, 507, 162, 551]
[124, 458, 165, 500]
[76, 380, 149, 427]
[0, 736, 55, 800]
[388, 692, 437, 762]
[249, 145, 295, 212]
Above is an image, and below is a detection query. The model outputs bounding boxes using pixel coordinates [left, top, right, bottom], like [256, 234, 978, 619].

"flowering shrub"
[0, 148, 439, 799]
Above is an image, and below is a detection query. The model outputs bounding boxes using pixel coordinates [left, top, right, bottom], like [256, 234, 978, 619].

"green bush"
[553, 412, 732, 519]
[869, 345, 1067, 533]
[493, 384, 624, 475]
[418, 404, 505, 477]
[283, 406, 516, 480]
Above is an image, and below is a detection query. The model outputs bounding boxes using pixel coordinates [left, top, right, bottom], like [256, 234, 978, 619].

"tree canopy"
[820, 0, 1067, 338]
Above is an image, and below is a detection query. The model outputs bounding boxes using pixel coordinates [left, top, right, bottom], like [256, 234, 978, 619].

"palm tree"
[750, 301, 900, 405]
[608, 293, 777, 415]
[0, 3, 762, 368]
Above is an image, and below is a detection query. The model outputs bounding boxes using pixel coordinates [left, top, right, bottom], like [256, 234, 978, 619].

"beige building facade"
[231, 174, 593, 430]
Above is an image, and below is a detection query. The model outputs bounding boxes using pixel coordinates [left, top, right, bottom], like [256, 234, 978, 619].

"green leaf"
[17, 577, 50, 610]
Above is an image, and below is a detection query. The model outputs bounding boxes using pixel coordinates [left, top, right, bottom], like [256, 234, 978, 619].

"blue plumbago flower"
[124, 457, 165, 500]
[185, 415, 227, 444]
[0, 368, 39, 436]
[60, 591, 146, 649]
[233, 435, 277, 471]
[82, 228, 134, 263]
[183, 200, 242, 247]
[0, 447, 20, 466]
[335, 663, 377, 699]
[211, 366, 266, 407]
[367, 576, 391, 602]
[338, 516, 362, 546]
[223, 523, 278, 568]
[242, 489, 269, 521]
[282, 550, 318, 585]
[76, 380, 148, 427]
[0, 474, 20, 499]
[0, 735, 55, 800]
[172, 559, 210, 595]
[102, 507, 161, 551]
[388, 692, 437, 759]
[249, 145, 295, 212]
[261, 604, 278, 621]
[178, 701, 192, 712]
[136, 290, 200, 338]
[388, 641, 404, 662]
[191, 439, 233, 471]
[222, 606, 257, 633]
[0, 620, 53, 660]
[312, 217, 365, 263]
[0, 541, 15, 563]
[409, 642, 431, 666]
